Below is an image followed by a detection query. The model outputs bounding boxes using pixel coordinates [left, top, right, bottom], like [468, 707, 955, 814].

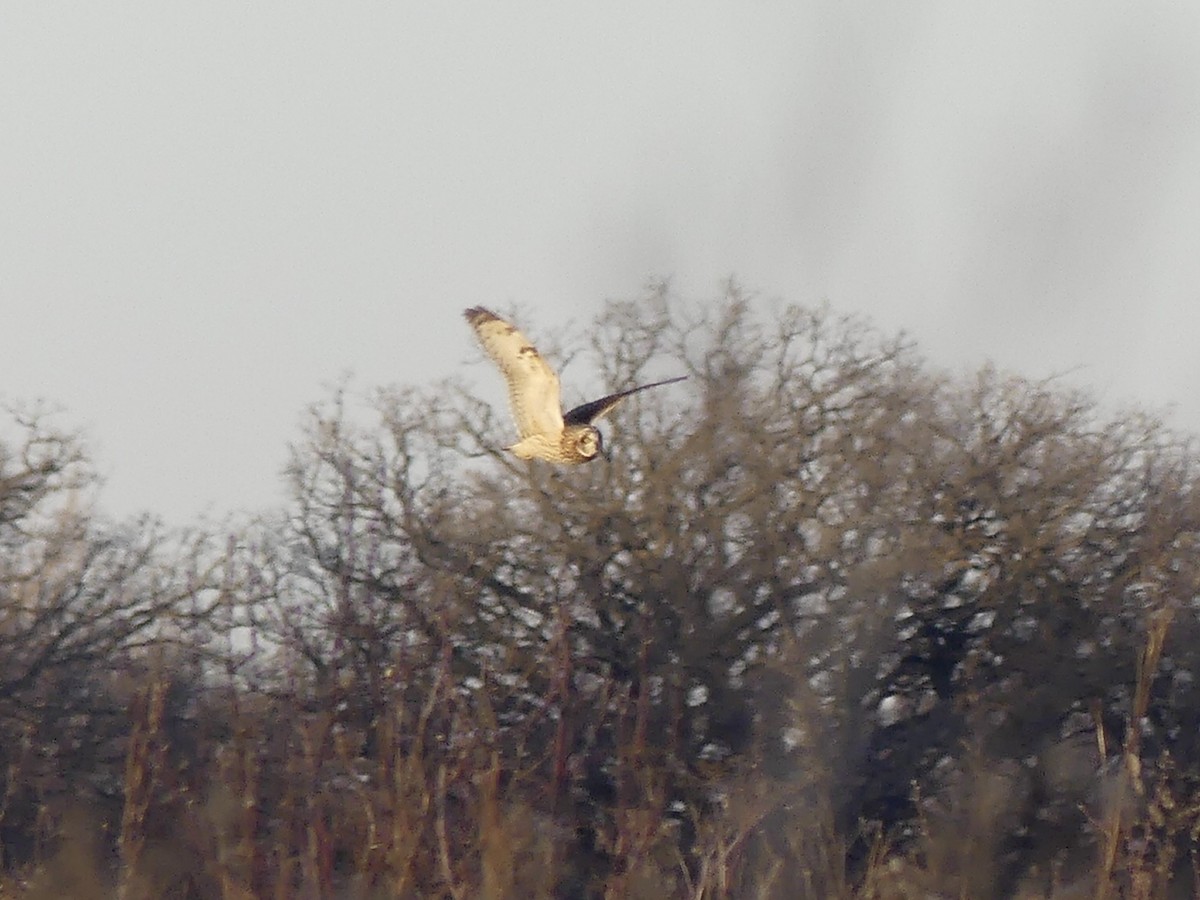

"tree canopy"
[2, 285, 1198, 898]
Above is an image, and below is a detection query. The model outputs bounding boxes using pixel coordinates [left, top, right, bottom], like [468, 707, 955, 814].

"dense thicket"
[2, 286, 1198, 898]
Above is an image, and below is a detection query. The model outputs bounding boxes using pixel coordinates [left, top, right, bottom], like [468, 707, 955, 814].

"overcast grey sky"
[3, 3, 1198, 523]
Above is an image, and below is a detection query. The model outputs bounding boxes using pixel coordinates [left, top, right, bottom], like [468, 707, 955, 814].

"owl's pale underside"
[463, 307, 686, 464]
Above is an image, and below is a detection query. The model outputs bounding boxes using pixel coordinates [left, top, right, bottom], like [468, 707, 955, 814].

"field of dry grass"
[2, 613, 1197, 900]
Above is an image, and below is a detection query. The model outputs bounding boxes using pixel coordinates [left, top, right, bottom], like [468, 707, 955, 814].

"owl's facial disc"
[576, 427, 601, 460]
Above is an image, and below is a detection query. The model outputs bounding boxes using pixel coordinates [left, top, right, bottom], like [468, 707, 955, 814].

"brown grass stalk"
[116, 676, 167, 900]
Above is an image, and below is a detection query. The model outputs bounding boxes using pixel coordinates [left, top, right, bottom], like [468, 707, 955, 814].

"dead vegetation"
[2, 287, 1199, 898]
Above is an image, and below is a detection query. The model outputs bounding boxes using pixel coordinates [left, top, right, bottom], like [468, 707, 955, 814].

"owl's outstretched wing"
[464, 307, 564, 439]
[563, 376, 687, 426]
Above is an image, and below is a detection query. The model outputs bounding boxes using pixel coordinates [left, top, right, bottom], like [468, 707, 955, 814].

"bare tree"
[8, 287, 1197, 897]
[269, 285, 1200, 895]
[0, 406, 222, 871]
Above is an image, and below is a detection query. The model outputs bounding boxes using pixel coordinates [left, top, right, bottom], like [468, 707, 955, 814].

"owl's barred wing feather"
[563, 376, 688, 426]
[463, 307, 565, 439]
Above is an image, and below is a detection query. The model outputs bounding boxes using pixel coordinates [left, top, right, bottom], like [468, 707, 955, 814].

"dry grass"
[1, 617, 1198, 900]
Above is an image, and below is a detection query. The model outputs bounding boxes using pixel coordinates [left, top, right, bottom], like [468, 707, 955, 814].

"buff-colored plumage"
[463, 307, 685, 464]
[464, 307, 565, 443]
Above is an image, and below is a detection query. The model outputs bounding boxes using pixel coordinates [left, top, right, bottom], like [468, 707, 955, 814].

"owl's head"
[572, 425, 603, 462]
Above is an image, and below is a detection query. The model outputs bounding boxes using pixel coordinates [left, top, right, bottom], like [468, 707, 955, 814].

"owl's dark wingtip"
[642, 375, 688, 391]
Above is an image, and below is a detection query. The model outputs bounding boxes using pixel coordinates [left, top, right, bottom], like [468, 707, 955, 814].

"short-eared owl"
[463, 307, 686, 464]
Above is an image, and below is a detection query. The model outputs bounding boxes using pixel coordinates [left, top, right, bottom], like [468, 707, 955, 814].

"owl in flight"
[464, 307, 686, 464]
